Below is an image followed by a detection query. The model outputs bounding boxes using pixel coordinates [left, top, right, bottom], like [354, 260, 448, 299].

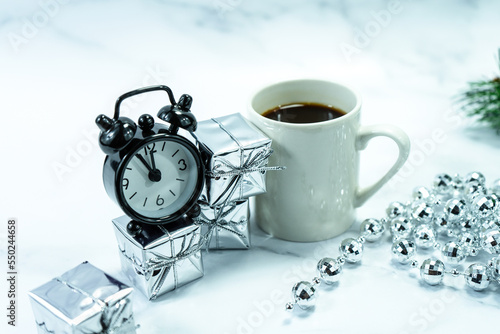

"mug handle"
[354, 124, 411, 207]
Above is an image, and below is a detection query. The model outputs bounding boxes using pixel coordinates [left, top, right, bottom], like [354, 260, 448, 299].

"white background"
[1, 0, 500, 333]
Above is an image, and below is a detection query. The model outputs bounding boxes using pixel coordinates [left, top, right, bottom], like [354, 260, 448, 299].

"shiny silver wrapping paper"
[28, 261, 136, 334]
[194, 113, 273, 207]
[197, 200, 250, 250]
[112, 216, 204, 300]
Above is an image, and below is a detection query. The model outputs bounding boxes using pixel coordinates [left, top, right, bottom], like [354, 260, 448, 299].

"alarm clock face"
[117, 135, 203, 223]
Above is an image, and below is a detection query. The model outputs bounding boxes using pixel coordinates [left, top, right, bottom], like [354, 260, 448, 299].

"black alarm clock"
[96, 85, 205, 228]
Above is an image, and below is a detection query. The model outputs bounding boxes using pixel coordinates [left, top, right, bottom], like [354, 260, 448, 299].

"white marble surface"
[2, 0, 500, 333]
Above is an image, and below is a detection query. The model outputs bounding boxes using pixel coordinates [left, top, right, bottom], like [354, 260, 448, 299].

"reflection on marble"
[1, 0, 500, 333]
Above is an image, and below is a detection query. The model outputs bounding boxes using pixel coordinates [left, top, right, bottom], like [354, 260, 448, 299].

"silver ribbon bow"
[208, 146, 285, 178]
[207, 117, 285, 178]
[195, 203, 248, 249]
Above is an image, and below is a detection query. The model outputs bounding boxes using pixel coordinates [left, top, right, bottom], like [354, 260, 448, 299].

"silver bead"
[465, 183, 486, 198]
[449, 176, 465, 197]
[449, 268, 461, 277]
[433, 214, 450, 233]
[433, 173, 453, 194]
[317, 257, 342, 284]
[312, 277, 321, 286]
[413, 224, 436, 249]
[390, 217, 413, 239]
[490, 179, 500, 195]
[481, 230, 500, 254]
[291, 281, 317, 309]
[386, 201, 405, 219]
[444, 198, 467, 222]
[420, 258, 445, 285]
[465, 263, 490, 291]
[458, 232, 479, 255]
[285, 302, 294, 312]
[339, 238, 364, 263]
[410, 259, 419, 268]
[480, 220, 500, 233]
[360, 218, 385, 242]
[491, 194, 500, 210]
[411, 202, 434, 224]
[441, 241, 466, 265]
[487, 256, 500, 282]
[391, 239, 416, 264]
[472, 195, 497, 219]
[464, 171, 485, 186]
[413, 186, 432, 201]
[459, 216, 477, 232]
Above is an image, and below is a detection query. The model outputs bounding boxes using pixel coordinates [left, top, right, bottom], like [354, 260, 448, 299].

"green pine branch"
[456, 50, 500, 133]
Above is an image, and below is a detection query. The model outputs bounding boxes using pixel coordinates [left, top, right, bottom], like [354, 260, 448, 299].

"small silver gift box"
[112, 216, 204, 300]
[194, 113, 278, 207]
[28, 261, 136, 334]
[197, 200, 250, 250]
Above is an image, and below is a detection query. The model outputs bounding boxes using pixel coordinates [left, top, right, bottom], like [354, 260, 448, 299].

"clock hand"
[136, 153, 154, 173]
[148, 150, 162, 182]
[136, 153, 162, 182]
[150, 149, 157, 171]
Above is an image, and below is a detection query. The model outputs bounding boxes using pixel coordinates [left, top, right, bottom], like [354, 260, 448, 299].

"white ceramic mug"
[245, 79, 411, 242]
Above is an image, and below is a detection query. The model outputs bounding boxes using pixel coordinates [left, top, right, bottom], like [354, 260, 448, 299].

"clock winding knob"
[138, 114, 155, 131]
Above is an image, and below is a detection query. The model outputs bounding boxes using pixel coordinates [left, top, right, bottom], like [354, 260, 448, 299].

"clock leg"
[127, 220, 143, 236]
[186, 203, 201, 219]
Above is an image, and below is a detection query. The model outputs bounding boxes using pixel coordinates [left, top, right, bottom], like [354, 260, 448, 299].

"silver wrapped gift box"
[197, 200, 250, 250]
[194, 113, 279, 207]
[28, 261, 136, 334]
[112, 216, 204, 300]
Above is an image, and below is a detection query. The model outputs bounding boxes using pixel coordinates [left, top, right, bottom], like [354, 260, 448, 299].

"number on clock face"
[120, 138, 199, 219]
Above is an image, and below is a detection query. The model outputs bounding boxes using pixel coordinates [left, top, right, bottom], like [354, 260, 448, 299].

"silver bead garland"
[286, 172, 500, 312]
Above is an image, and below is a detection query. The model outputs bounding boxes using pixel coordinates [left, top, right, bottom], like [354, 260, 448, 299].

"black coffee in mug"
[262, 102, 346, 124]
